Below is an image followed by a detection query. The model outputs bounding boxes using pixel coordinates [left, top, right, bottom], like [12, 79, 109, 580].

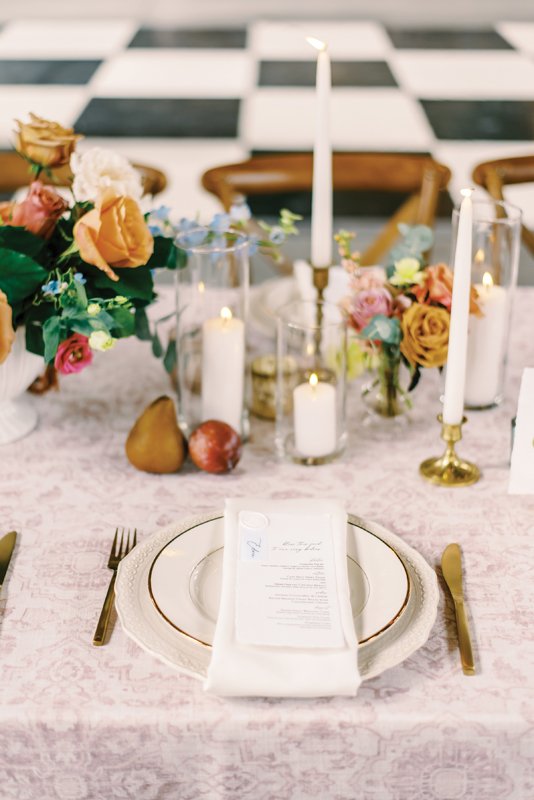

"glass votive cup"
[174, 227, 250, 437]
[450, 198, 521, 409]
[275, 300, 347, 464]
[250, 354, 298, 420]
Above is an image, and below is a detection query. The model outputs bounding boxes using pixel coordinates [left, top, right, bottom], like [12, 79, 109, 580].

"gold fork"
[93, 528, 137, 647]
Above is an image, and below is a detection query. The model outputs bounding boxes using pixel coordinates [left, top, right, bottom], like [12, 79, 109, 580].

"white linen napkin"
[204, 497, 360, 697]
[509, 367, 534, 494]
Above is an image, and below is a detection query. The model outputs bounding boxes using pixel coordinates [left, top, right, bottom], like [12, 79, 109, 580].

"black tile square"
[421, 99, 534, 140]
[128, 27, 247, 49]
[386, 28, 513, 50]
[0, 60, 101, 85]
[259, 60, 397, 88]
[74, 98, 240, 138]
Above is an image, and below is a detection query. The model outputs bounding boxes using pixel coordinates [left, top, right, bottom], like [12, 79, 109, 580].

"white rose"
[71, 147, 143, 202]
[88, 330, 115, 352]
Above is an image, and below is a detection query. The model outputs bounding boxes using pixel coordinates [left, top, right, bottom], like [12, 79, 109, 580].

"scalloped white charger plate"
[115, 513, 439, 682]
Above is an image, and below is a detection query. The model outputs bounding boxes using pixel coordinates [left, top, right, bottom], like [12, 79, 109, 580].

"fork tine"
[110, 528, 118, 557]
[125, 529, 130, 555]
[133, 528, 137, 548]
[118, 528, 124, 559]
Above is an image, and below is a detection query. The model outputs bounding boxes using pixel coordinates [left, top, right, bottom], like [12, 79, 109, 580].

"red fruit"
[189, 420, 242, 474]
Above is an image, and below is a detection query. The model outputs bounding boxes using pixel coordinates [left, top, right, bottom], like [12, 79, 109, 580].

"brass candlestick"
[311, 265, 330, 353]
[420, 415, 481, 487]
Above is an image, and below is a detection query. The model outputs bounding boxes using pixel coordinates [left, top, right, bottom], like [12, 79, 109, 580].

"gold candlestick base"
[420, 415, 481, 487]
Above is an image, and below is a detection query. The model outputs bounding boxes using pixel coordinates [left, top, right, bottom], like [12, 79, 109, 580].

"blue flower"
[149, 223, 164, 236]
[268, 226, 285, 246]
[74, 273, 87, 285]
[209, 213, 230, 234]
[42, 279, 62, 295]
[177, 217, 198, 232]
[248, 235, 259, 256]
[151, 205, 172, 221]
[229, 202, 251, 223]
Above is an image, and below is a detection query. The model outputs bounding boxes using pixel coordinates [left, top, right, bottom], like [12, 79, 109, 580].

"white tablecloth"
[1, 289, 533, 800]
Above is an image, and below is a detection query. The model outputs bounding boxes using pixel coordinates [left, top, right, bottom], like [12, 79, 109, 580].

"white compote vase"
[0, 327, 43, 444]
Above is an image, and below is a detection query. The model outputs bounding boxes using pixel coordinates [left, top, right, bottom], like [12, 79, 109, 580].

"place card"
[235, 510, 345, 649]
[509, 368, 534, 494]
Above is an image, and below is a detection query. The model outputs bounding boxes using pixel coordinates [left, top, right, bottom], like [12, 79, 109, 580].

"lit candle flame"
[198, 281, 205, 293]
[220, 306, 233, 321]
[460, 187, 474, 199]
[306, 36, 326, 51]
[482, 272, 493, 290]
[474, 248, 485, 264]
[309, 372, 319, 388]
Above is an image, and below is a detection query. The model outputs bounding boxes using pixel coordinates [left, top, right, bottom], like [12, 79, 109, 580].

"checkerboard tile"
[0, 18, 532, 226]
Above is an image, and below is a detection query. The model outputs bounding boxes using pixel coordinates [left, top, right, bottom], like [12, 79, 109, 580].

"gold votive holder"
[420, 414, 481, 487]
[251, 355, 298, 420]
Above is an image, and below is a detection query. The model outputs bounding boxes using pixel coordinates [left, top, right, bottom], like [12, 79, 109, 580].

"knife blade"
[441, 543, 476, 676]
[0, 531, 17, 591]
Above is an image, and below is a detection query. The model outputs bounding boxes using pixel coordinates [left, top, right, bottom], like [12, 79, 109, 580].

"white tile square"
[0, 87, 89, 146]
[390, 51, 534, 99]
[0, 20, 137, 59]
[497, 22, 534, 57]
[77, 137, 248, 219]
[249, 21, 391, 60]
[90, 50, 254, 98]
[242, 88, 434, 151]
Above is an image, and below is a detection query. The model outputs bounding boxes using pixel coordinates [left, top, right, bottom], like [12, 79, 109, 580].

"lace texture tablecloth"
[1, 288, 533, 800]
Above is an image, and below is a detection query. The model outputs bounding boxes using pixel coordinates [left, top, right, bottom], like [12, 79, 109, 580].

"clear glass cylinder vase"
[450, 198, 521, 409]
[174, 228, 249, 437]
[275, 300, 347, 464]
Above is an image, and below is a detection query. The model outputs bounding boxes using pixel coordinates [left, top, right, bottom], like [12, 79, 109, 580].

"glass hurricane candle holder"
[174, 228, 249, 437]
[450, 198, 521, 409]
[275, 300, 347, 464]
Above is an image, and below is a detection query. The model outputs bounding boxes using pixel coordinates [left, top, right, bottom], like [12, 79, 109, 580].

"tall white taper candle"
[308, 37, 332, 268]
[442, 189, 474, 425]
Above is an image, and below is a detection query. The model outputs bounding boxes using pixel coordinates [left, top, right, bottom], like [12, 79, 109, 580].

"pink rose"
[350, 266, 387, 293]
[54, 334, 93, 375]
[349, 288, 393, 331]
[10, 180, 68, 239]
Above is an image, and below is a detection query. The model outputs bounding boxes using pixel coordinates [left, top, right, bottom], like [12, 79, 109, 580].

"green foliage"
[0, 250, 48, 307]
[361, 315, 401, 346]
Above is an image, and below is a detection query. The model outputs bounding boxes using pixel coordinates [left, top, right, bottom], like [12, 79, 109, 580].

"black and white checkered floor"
[1, 18, 533, 231]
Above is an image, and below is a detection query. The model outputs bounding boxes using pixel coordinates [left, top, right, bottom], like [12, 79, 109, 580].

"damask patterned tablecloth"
[1, 288, 533, 800]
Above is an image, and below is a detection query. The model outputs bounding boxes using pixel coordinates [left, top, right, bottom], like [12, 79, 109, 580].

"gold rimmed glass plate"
[148, 515, 410, 647]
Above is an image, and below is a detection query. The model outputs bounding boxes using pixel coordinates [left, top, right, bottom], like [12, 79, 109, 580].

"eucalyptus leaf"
[42, 316, 62, 363]
[163, 338, 177, 375]
[361, 315, 401, 346]
[134, 307, 152, 341]
[151, 332, 163, 358]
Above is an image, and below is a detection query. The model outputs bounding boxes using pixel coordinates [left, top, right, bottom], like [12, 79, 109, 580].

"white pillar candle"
[201, 307, 245, 433]
[293, 372, 337, 457]
[465, 273, 508, 407]
[307, 37, 332, 268]
[442, 189, 473, 426]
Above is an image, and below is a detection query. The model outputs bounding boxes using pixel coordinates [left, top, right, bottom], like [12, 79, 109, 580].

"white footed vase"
[0, 327, 44, 445]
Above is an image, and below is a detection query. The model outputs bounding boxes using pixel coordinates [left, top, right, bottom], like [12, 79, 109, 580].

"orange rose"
[9, 181, 68, 239]
[414, 263, 482, 317]
[14, 113, 82, 168]
[73, 191, 154, 282]
[400, 302, 450, 369]
[0, 290, 15, 365]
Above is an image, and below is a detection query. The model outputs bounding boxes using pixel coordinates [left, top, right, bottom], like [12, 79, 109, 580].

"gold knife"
[0, 531, 17, 593]
[441, 543, 475, 675]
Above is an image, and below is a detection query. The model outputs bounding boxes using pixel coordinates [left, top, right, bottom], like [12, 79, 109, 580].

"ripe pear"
[126, 395, 186, 474]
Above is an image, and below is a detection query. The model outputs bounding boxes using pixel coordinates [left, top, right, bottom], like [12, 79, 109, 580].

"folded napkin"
[204, 498, 360, 697]
[509, 368, 534, 494]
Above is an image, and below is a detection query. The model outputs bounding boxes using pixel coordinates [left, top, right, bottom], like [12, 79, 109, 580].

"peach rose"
[73, 191, 154, 282]
[14, 113, 82, 168]
[9, 181, 68, 239]
[0, 290, 15, 365]
[414, 263, 482, 317]
[400, 302, 450, 369]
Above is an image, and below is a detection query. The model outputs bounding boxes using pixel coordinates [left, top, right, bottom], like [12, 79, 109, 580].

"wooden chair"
[202, 152, 451, 266]
[0, 151, 167, 197]
[472, 155, 534, 256]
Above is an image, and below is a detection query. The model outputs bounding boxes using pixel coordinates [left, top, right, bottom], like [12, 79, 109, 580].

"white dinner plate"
[116, 512, 439, 682]
[148, 516, 409, 646]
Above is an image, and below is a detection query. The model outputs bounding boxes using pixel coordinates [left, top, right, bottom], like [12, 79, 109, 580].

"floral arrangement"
[0, 114, 180, 376]
[337, 224, 482, 416]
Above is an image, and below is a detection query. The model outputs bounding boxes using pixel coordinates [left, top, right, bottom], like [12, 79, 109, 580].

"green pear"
[126, 395, 186, 474]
